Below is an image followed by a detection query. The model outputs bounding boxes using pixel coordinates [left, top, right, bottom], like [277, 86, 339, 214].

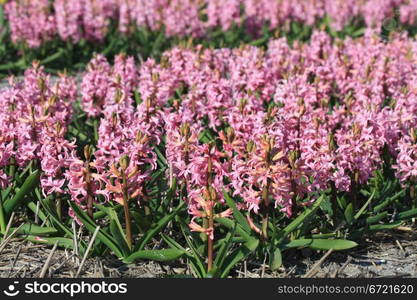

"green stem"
[93, 118, 99, 144]
[40, 48, 64, 66]
[122, 170, 133, 251]
[0, 192, 6, 235]
[330, 182, 339, 228]
[207, 212, 214, 272]
[85, 164, 94, 220]
[9, 157, 16, 180]
[56, 196, 62, 221]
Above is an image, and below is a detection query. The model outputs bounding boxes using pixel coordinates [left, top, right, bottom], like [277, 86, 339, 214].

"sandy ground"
[0, 227, 416, 278]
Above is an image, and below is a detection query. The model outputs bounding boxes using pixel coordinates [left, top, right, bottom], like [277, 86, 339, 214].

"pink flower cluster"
[0, 62, 76, 194]
[138, 30, 417, 220]
[3, 28, 417, 235]
[5, 0, 417, 48]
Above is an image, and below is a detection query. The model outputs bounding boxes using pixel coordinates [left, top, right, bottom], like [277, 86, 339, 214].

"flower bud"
[239, 98, 248, 112]
[180, 123, 190, 138]
[246, 140, 255, 153]
[151, 72, 159, 83]
[328, 133, 336, 151]
[288, 150, 298, 168]
[120, 154, 130, 171]
[352, 122, 361, 136]
[208, 186, 217, 202]
[84, 145, 93, 161]
[410, 128, 417, 143]
[226, 127, 235, 143]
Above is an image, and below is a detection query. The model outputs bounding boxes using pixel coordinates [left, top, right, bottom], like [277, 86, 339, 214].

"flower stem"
[0, 193, 6, 235]
[122, 170, 133, 250]
[93, 118, 99, 144]
[410, 179, 416, 210]
[207, 210, 214, 272]
[56, 196, 62, 221]
[85, 167, 94, 220]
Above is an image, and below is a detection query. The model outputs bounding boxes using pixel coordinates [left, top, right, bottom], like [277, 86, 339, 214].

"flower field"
[1, 0, 417, 278]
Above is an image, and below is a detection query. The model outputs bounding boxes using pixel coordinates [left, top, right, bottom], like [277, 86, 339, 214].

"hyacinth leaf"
[1, 186, 12, 203]
[344, 203, 354, 225]
[25, 236, 86, 254]
[151, 31, 166, 55]
[68, 201, 124, 258]
[281, 239, 312, 250]
[366, 211, 388, 225]
[354, 189, 376, 220]
[373, 189, 405, 212]
[161, 233, 187, 252]
[277, 194, 325, 243]
[109, 219, 130, 256]
[311, 233, 336, 239]
[26, 201, 48, 223]
[178, 221, 206, 277]
[223, 190, 251, 234]
[215, 217, 254, 242]
[397, 208, 417, 220]
[158, 177, 177, 213]
[135, 200, 185, 251]
[131, 210, 152, 234]
[283, 239, 357, 251]
[123, 248, 185, 264]
[213, 226, 236, 270]
[336, 195, 347, 210]
[133, 90, 141, 105]
[39, 196, 75, 238]
[219, 238, 259, 278]
[39, 48, 64, 66]
[11, 223, 58, 236]
[4, 170, 40, 217]
[270, 248, 283, 271]
[368, 221, 403, 232]
[95, 202, 130, 255]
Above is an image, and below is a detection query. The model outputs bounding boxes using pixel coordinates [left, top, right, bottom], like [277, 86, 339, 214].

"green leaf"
[223, 190, 251, 233]
[110, 219, 130, 256]
[219, 238, 259, 278]
[269, 249, 282, 271]
[94, 204, 128, 253]
[369, 221, 402, 232]
[157, 177, 177, 214]
[11, 223, 58, 236]
[397, 208, 417, 221]
[373, 190, 405, 212]
[215, 217, 254, 242]
[284, 239, 357, 251]
[282, 239, 312, 250]
[161, 233, 187, 252]
[344, 203, 354, 224]
[366, 212, 388, 225]
[26, 236, 77, 250]
[178, 221, 206, 277]
[278, 194, 325, 242]
[123, 248, 185, 264]
[354, 189, 376, 220]
[68, 201, 124, 258]
[4, 170, 40, 217]
[214, 225, 235, 270]
[135, 200, 185, 251]
[39, 196, 75, 238]
[26, 201, 48, 223]
[336, 195, 347, 210]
